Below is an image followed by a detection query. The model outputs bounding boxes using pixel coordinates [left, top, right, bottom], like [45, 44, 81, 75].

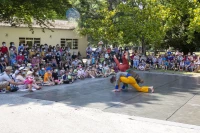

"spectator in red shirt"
[107, 46, 111, 54]
[16, 52, 25, 65]
[0, 47, 2, 55]
[1, 42, 9, 55]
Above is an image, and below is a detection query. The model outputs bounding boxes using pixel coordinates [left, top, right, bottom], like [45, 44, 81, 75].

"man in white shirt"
[0, 66, 24, 93]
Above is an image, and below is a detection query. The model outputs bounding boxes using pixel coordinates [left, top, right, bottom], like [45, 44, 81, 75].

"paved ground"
[1, 72, 200, 133]
[21, 72, 200, 126]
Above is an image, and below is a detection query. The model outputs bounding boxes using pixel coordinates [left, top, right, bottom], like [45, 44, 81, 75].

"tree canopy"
[72, 0, 200, 54]
[1, 0, 200, 54]
[0, 0, 71, 31]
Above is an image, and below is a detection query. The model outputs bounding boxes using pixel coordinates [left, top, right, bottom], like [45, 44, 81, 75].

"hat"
[19, 67, 25, 70]
[14, 70, 20, 75]
[5, 66, 12, 70]
[27, 71, 33, 75]
[46, 67, 52, 71]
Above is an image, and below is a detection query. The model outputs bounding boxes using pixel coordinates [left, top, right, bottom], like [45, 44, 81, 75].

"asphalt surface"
[21, 72, 200, 126]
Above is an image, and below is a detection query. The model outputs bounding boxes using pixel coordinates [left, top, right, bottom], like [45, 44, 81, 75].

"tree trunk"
[141, 36, 146, 55]
[154, 49, 158, 56]
[107, 0, 113, 11]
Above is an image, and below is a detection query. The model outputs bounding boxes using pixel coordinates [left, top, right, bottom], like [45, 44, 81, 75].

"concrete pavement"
[0, 73, 200, 133]
[0, 94, 200, 133]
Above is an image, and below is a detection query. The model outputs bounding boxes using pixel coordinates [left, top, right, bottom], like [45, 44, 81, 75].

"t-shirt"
[1, 46, 8, 54]
[52, 72, 59, 80]
[167, 51, 172, 55]
[115, 72, 128, 87]
[43, 72, 52, 82]
[16, 75, 25, 82]
[0, 72, 11, 82]
[45, 56, 52, 62]
[56, 56, 61, 62]
[17, 55, 25, 62]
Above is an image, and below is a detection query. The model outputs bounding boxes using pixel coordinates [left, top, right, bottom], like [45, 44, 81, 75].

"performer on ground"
[110, 71, 154, 93]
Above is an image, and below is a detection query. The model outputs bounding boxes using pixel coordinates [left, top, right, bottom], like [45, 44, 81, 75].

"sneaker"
[149, 86, 154, 93]
[0, 89, 6, 94]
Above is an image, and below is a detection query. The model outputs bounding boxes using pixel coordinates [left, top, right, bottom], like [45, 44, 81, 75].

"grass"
[134, 68, 200, 76]
[147, 52, 200, 55]
[153, 69, 195, 75]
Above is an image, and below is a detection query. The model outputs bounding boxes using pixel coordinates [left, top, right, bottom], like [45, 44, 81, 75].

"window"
[19, 38, 25, 44]
[60, 39, 78, 49]
[73, 39, 78, 49]
[19, 37, 41, 48]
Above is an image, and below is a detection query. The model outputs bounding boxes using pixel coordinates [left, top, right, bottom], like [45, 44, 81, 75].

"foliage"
[73, 0, 200, 54]
[162, 0, 200, 54]
[0, 0, 71, 32]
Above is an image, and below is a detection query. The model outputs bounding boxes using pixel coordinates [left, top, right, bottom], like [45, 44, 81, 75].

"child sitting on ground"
[62, 71, 70, 84]
[77, 66, 85, 79]
[52, 69, 63, 85]
[138, 63, 145, 71]
[24, 71, 34, 92]
[43, 67, 55, 86]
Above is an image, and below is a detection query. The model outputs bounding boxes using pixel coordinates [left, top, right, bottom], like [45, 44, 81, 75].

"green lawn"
[147, 52, 200, 55]
[152, 69, 196, 75]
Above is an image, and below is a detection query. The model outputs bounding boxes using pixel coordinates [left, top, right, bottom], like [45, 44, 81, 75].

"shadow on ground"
[1, 73, 200, 126]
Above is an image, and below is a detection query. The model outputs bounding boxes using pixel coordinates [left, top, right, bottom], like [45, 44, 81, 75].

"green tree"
[106, 0, 170, 55]
[0, 0, 71, 32]
[162, 0, 200, 54]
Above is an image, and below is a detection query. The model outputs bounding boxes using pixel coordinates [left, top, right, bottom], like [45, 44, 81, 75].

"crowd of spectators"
[0, 42, 117, 93]
[0, 41, 199, 93]
[131, 50, 200, 72]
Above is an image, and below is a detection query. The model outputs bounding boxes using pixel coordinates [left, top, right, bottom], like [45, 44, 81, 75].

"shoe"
[0, 89, 6, 94]
[149, 86, 154, 93]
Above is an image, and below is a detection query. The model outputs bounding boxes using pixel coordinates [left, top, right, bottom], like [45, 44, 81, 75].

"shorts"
[0, 81, 9, 89]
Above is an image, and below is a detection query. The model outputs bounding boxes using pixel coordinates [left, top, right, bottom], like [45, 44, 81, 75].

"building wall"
[0, 26, 87, 57]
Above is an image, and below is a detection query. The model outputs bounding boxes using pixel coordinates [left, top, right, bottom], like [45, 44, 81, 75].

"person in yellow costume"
[110, 71, 154, 93]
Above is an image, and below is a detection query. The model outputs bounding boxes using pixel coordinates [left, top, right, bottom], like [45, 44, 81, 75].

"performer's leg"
[128, 77, 149, 92]
[114, 56, 126, 71]
[120, 77, 150, 93]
